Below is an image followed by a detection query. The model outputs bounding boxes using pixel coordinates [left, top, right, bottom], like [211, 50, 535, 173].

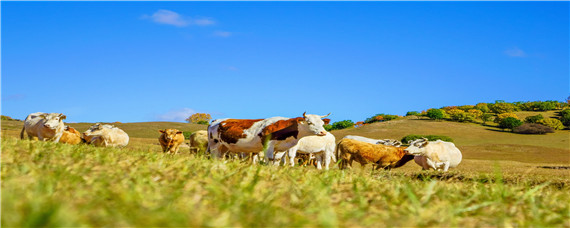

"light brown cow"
[20, 112, 66, 142]
[59, 126, 82, 145]
[189, 130, 208, 154]
[158, 129, 185, 154]
[83, 123, 129, 148]
[336, 138, 414, 170]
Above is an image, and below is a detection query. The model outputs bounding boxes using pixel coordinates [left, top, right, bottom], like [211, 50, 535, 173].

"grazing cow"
[405, 138, 462, 171]
[207, 112, 331, 162]
[337, 138, 414, 170]
[20, 112, 66, 142]
[189, 130, 208, 154]
[275, 132, 336, 170]
[158, 129, 185, 154]
[59, 126, 82, 145]
[83, 123, 129, 148]
[343, 135, 402, 147]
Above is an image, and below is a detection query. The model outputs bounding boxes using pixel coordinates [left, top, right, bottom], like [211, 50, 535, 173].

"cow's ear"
[323, 118, 331, 125]
[60, 114, 67, 120]
[297, 118, 306, 124]
[159, 130, 165, 133]
[177, 131, 183, 134]
[421, 141, 429, 147]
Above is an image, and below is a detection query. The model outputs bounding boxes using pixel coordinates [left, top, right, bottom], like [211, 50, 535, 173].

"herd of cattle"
[19, 112, 463, 171]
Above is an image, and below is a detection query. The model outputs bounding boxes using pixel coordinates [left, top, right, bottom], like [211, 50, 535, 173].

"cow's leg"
[315, 153, 323, 170]
[442, 161, 450, 172]
[273, 151, 287, 166]
[323, 151, 331, 170]
[288, 149, 297, 167]
[264, 142, 276, 164]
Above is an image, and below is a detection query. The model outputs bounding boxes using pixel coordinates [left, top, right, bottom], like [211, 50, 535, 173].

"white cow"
[20, 112, 66, 142]
[275, 132, 336, 170]
[343, 135, 402, 147]
[83, 123, 129, 148]
[404, 138, 462, 171]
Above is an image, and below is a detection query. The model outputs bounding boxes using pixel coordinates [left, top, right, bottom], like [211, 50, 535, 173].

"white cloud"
[213, 31, 232, 37]
[155, 108, 196, 122]
[142, 10, 216, 27]
[504, 47, 527, 57]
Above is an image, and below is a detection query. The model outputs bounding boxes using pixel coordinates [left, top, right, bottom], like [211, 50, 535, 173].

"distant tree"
[426, 109, 446, 121]
[489, 101, 518, 114]
[406, 111, 420, 116]
[186, 113, 212, 124]
[481, 113, 494, 125]
[524, 114, 544, 124]
[498, 117, 523, 131]
[474, 103, 490, 113]
[494, 113, 519, 123]
[468, 109, 483, 120]
[329, 120, 354, 130]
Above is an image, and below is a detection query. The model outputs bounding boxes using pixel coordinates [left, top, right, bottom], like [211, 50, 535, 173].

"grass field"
[2, 112, 570, 227]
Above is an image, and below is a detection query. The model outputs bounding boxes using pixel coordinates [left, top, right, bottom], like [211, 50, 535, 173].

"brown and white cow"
[207, 112, 330, 162]
[158, 129, 185, 154]
[336, 138, 414, 170]
[59, 126, 82, 145]
[20, 112, 66, 142]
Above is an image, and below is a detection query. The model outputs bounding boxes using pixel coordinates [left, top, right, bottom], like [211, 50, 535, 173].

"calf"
[158, 129, 185, 154]
[337, 138, 414, 170]
[59, 126, 82, 145]
[405, 138, 462, 171]
[20, 112, 66, 142]
[189, 130, 208, 154]
[276, 132, 336, 170]
[83, 123, 129, 148]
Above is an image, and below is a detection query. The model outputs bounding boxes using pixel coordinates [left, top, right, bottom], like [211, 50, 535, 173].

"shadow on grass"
[404, 172, 568, 190]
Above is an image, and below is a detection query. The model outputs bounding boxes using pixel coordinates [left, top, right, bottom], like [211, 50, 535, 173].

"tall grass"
[2, 137, 569, 227]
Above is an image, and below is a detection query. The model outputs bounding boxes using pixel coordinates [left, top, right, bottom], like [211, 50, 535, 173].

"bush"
[498, 117, 523, 131]
[513, 123, 554, 134]
[196, 120, 209, 125]
[401, 134, 454, 144]
[475, 103, 490, 113]
[364, 114, 399, 124]
[533, 101, 560, 111]
[559, 110, 570, 128]
[489, 101, 518, 114]
[481, 113, 494, 124]
[458, 105, 475, 111]
[494, 113, 519, 123]
[406, 111, 420, 116]
[328, 120, 354, 130]
[524, 114, 544, 123]
[447, 109, 474, 122]
[426, 109, 446, 120]
[537, 118, 564, 130]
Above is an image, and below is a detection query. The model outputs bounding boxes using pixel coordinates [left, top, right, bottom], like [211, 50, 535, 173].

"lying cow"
[208, 112, 331, 162]
[275, 131, 336, 170]
[83, 123, 129, 148]
[158, 129, 185, 154]
[337, 138, 414, 170]
[59, 126, 82, 145]
[405, 138, 462, 171]
[189, 130, 208, 154]
[343, 135, 402, 147]
[20, 112, 66, 142]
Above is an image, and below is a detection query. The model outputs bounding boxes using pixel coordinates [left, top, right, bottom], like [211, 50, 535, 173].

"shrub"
[468, 109, 483, 120]
[533, 101, 559, 111]
[524, 114, 544, 124]
[494, 113, 519, 123]
[1, 115, 14, 121]
[364, 114, 399, 124]
[498, 117, 523, 131]
[329, 120, 354, 130]
[474, 103, 490, 113]
[489, 101, 518, 114]
[406, 111, 420, 116]
[537, 118, 564, 130]
[447, 109, 473, 122]
[401, 134, 454, 144]
[426, 109, 446, 120]
[516, 101, 536, 111]
[513, 123, 554, 134]
[458, 105, 475, 111]
[481, 113, 494, 125]
[196, 120, 209, 125]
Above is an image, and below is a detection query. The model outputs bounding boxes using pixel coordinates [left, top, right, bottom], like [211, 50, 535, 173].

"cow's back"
[425, 141, 462, 168]
[189, 130, 208, 152]
[59, 127, 82, 145]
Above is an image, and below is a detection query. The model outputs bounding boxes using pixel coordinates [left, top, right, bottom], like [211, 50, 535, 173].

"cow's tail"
[20, 126, 26, 139]
[336, 140, 343, 169]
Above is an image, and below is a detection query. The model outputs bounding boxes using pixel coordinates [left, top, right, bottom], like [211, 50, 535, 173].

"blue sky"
[2, 1, 568, 123]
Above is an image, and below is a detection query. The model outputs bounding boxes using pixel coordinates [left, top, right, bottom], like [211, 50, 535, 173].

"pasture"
[1, 114, 569, 227]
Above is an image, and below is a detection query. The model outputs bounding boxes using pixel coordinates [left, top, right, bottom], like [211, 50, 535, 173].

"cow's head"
[41, 113, 66, 130]
[404, 138, 429, 155]
[298, 112, 330, 136]
[159, 129, 183, 141]
[83, 123, 113, 137]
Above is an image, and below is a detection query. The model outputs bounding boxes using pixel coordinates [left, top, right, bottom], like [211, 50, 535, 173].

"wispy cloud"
[504, 47, 527, 57]
[213, 31, 232, 37]
[2, 94, 26, 101]
[142, 10, 215, 27]
[155, 108, 196, 122]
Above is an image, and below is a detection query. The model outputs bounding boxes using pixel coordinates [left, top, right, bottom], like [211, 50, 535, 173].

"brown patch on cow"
[323, 118, 331, 125]
[259, 117, 303, 141]
[218, 119, 264, 144]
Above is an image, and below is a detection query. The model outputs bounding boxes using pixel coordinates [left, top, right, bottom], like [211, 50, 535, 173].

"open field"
[2, 113, 569, 226]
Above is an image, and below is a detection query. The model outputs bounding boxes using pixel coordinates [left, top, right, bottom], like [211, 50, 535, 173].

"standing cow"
[207, 112, 331, 163]
[189, 130, 208, 154]
[405, 138, 462, 171]
[83, 123, 129, 148]
[20, 112, 66, 142]
[158, 129, 185, 154]
[276, 132, 336, 170]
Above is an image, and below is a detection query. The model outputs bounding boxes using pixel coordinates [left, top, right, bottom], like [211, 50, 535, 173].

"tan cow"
[336, 138, 414, 170]
[83, 123, 129, 148]
[20, 112, 66, 142]
[189, 130, 208, 154]
[158, 129, 185, 154]
[59, 126, 82, 145]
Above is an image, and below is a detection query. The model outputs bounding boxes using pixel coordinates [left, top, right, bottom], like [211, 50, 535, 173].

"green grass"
[2, 137, 569, 227]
